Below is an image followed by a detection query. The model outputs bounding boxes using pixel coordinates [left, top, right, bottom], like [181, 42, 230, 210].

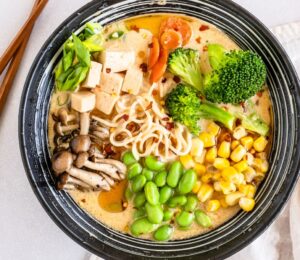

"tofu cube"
[100, 50, 135, 72]
[71, 91, 95, 112]
[122, 66, 143, 95]
[99, 72, 124, 95]
[95, 91, 118, 115]
[81, 61, 102, 88]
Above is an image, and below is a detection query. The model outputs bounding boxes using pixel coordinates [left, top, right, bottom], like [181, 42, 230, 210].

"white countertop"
[1, 1, 300, 259]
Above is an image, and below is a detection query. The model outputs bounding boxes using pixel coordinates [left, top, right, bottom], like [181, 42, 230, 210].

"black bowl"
[19, 0, 300, 259]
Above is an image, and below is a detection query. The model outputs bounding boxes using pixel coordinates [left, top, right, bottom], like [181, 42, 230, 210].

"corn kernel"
[220, 197, 229, 208]
[238, 184, 256, 198]
[201, 173, 213, 183]
[197, 184, 214, 202]
[207, 122, 220, 136]
[243, 152, 254, 165]
[253, 158, 269, 173]
[244, 167, 257, 183]
[213, 181, 222, 192]
[205, 147, 217, 163]
[225, 192, 244, 206]
[212, 172, 221, 181]
[231, 140, 240, 150]
[253, 171, 265, 184]
[190, 138, 204, 157]
[239, 197, 255, 211]
[206, 200, 221, 212]
[213, 158, 230, 170]
[194, 164, 206, 175]
[180, 154, 195, 169]
[194, 150, 206, 164]
[256, 152, 267, 159]
[220, 180, 236, 194]
[233, 160, 248, 172]
[250, 148, 256, 154]
[230, 145, 247, 162]
[240, 136, 254, 150]
[192, 181, 201, 193]
[199, 132, 216, 148]
[222, 167, 244, 185]
[253, 136, 268, 152]
[218, 141, 231, 159]
[233, 126, 247, 140]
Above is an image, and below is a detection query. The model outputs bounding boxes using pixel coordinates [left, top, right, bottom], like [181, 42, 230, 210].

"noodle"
[92, 90, 192, 161]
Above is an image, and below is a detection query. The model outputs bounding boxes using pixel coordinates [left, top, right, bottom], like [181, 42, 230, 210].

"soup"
[48, 14, 272, 241]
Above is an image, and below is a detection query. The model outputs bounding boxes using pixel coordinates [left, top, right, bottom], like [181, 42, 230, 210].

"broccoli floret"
[237, 112, 269, 136]
[165, 84, 235, 134]
[204, 44, 267, 104]
[168, 48, 203, 91]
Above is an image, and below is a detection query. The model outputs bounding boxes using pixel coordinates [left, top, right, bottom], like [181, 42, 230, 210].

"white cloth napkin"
[90, 22, 300, 260]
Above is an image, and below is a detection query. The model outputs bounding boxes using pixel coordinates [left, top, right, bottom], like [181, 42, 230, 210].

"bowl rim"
[19, 0, 300, 259]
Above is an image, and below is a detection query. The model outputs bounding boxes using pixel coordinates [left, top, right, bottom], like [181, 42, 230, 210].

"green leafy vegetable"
[204, 44, 267, 104]
[168, 48, 202, 91]
[108, 30, 124, 40]
[54, 21, 105, 91]
[165, 84, 235, 134]
[62, 46, 74, 71]
[78, 22, 102, 41]
[73, 34, 91, 67]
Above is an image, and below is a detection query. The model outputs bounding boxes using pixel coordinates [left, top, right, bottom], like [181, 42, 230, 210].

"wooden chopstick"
[0, 0, 48, 75]
[0, 0, 47, 114]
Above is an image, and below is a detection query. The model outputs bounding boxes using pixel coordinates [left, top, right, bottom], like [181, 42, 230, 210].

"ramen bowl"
[19, 0, 300, 259]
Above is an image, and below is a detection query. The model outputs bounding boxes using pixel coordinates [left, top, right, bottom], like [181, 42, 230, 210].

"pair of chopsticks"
[0, 0, 48, 115]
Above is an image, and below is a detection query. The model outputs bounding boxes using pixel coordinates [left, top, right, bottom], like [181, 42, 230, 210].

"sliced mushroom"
[55, 122, 79, 136]
[80, 112, 90, 135]
[75, 152, 121, 180]
[88, 145, 105, 159]
[57, 108, 77, 126]
[70, 135, 91, 154]
[51, 151, 110, 190]
[52, 151, 73, 176]
[92, 157, 127, 176]
[57, 172, 92, 190]
[100, 173, 115, 186]
[90, 125, 110, 139]
[61, 183, 77, 190]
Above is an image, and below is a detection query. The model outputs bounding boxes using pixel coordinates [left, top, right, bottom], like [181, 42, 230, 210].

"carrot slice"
[159, 17, 192, 46]
[150, 48, 169, 83]
[148, 36, 160, 69]
[160, 29, 182, 50]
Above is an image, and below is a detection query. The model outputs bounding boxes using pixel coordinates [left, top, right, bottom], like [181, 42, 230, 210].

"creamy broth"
[48, 14, 272, 240]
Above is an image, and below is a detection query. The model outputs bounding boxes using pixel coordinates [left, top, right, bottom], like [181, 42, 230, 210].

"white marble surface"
[0, 1, 299, 259]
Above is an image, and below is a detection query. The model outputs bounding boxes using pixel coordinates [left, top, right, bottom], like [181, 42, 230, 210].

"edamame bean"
[167, 161, 183, 188]
[176, 211, 195, 227]
[145, 203, 163, 224]
[122, 151, 136, 166]
[134, 192, 146, 208]
[133, 208, 145, 219]
[154, 171, 167, 187]
[144, 181, 160, 205]
[163, 209, 174, 221]
[145, 155, 165, 171]
[184, 195, 198, 212]
[154, 225, 173, 241]
[128, 162, 143, 180]
[168, 195, 187, 208]
[124, 186, 133, 200]
[132, 175, 147, 192]
[142, 168, 154, 181]
[159, 186, 173, 204]
[195, 210, 212, 228]
[130, 217, 158, 236]
[178, 169, 197, 194]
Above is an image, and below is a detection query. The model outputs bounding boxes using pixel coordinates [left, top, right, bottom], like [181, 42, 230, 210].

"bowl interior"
[19, 0, 300, 259]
